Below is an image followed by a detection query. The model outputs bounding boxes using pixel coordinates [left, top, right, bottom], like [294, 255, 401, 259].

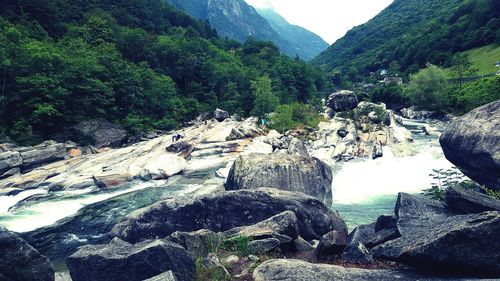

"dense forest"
[0, 0, 330, 145]
[312, 0, 500, 81]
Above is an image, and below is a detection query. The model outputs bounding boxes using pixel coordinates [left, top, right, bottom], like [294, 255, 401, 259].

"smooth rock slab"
[440, 100, 500, 190]
[66, 238, 195, 281]
[253, 259, 459, 281]
[225, 153, 333, 205]
[0, 227, 55, 281]
[110, 188, 347, 243]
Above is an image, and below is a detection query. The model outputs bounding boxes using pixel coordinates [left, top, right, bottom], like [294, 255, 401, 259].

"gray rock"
[142, 271, 177, 281]
[375, 215, 398, 232]
[395, 192, 450, 219]
[224, 211, 298, 244]
[0, 167, 20, 179]
[347, 223, 375, 247]
[294, 236, 314, 252]
[248, 238, 281, 254]
[71, 119, 128, 148]
[326, 90, 359, 112]
[167, 229, 224, 258]
[287, 138, 309, 157]
[227, 128, 245, 140]
[0, 151, 22, 176]
[214, 108, 230, 122]
[110, 188, 347, 243]
[364, 228, 400, 248]
[440, 100, 500, 190]
[199, 253, 231, 280]
[372, 211, 500, 277]
[253, 259, 453, 281]
[20, 142, 66, 171]
[67, 238, 195, 281]
[225, 153, 333, 205]
[166, 141, 193, 154]
[0, 226, 55, 281]
[446, 185, 500, 214]
[342, 242, 374, 264]
[315, 230, 347, 258]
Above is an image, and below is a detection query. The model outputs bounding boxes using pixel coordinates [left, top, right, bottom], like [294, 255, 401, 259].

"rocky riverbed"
[0, 100, 499, 281]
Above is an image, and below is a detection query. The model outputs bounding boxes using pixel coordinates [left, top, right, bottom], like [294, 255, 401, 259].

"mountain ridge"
[166, 0, 328, 59]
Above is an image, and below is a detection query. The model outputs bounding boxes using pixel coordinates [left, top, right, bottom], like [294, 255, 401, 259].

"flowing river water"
[0, 119, 456, 270]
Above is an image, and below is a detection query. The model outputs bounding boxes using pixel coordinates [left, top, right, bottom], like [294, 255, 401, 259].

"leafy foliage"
[270, 103, 322, 133]
[404, 64, 450, 111]
[0, 1, 330, 144]
[422, 167, 465, 201]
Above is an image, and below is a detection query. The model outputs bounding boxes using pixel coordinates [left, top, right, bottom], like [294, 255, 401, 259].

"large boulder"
[372, 193, 500, 277]
[225, 153, 333, 205]
[0, 227, 55, 281]
[326, 90, 359, 112]
[20, 141, 66, 171]
[214, 108, 230, 122]
[66, 238, 195, 281]
[253, 259, 440, 281]
[446, 185, 500, 214]
[71, 120, 128, 148]
[109, 188, 347, 243]
[140, 154, 187, 180]
[440, 101, 500, 190]
[0, 151, 22, 178]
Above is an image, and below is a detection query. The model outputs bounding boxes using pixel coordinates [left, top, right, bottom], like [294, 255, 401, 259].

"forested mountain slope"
[165, 0, 327, 59]
[0, 0, 329, 144]
[312, 0, 500, 80]
[256, 8, 329, 60]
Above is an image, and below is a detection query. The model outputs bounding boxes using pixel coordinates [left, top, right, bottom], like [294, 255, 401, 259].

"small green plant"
[221, 235, 252, 257]
[422, 167, 465, 200]
[483, 187, 500, 200]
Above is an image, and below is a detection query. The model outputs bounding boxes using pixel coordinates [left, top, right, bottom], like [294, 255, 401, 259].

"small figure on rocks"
[172, 133, 184, 142]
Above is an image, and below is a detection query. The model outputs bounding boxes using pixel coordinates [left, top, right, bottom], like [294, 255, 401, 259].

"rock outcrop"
[253, 259, 444, 281]
[110, 188, 347, 243]
[71, 119, 128, 148]
[0, 227, 55, 281]
[67, 238, 195, 281]
[440, 100, 500, 190]
[214, 108, 230, 122]
[370, 193, 500, 277]
[225, 153, 333, 205]
[326, 90, 359, 113]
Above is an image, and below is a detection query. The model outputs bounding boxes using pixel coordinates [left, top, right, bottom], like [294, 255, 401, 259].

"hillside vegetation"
[0, 0, 330, 145]
[312, 0, 500, 81]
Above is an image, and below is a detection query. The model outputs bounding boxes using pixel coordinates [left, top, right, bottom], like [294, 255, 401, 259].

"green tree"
[251, 76, 279, 117]
[404, 64, 449, 111]
[449, 53, 478, 91]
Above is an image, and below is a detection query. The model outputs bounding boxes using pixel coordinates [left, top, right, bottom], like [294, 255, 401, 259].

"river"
[0, 119, 456, 270]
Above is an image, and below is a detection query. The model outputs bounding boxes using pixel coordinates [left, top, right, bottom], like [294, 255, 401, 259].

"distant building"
[496, 61, 500, 67]
[379, 69, 388, 76]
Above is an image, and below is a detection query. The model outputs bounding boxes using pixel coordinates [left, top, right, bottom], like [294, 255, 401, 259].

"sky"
[245, 0, 394, 44]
